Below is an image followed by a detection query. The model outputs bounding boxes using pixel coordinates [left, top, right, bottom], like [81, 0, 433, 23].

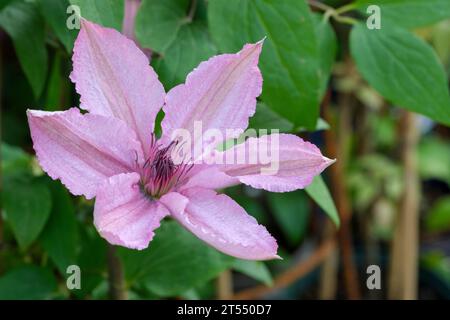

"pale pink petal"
[180, 164, 239, 191]
[70, 19, 164, 152]
[158, 192, 189, 216]
[162, 188, 278, 260]
[94, 172, 168, 250]
[216, 133, 334, 192]
[27, 108, 143, 199]
[161, 41, 263, 156]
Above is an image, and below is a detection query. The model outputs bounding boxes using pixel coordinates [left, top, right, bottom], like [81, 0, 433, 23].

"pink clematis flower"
[27, 20, 334, 260]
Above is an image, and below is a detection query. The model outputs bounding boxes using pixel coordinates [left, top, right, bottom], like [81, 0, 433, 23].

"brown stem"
[232, 239, 336, 300]
[323, 87, 361, 300]
[216, 270, 233, 299]
[388, 111, 420, 299]
[318, 221, 339, 299]
[106, 244, 127, 300]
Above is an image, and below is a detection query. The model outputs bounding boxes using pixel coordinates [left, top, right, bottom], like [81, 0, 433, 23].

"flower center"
[139, 135, 192, 198]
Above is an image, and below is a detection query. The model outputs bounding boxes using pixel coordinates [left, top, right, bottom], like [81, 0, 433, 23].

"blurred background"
[1, 0, 449, 300]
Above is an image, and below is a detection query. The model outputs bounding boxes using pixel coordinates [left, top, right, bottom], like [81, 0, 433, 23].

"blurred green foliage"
[1, 0, 450, 299]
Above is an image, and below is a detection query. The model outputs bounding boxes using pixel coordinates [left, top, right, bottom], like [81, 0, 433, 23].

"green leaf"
[0, 1, 48, 98]
[296, 117, 330, 132]
[208, 0, 321, 129]
[0, 266, 56, 299]
[39, 0, 77, 52]
[426, 196, 450, 233]
[136, 0, 217, 89]
[314, 14, 337, 99]
[44, 52, 67, 111]
[69, 0, 124, 30]
[233, 259, 273, 286]
[249, 103, 294, 132]
[227, 186, 269, 225]
[421, 251, 450, 286]
[356, 0, 450, 29]
[2, 178, 52, 249]
[135, 0, 190, 52]
[120, 220, 233, 297]
[152, 22, 217, 89]
[40, 180, 78, 275]
[267, 191, 310, 246]
[73, 225, 107, 298]
[1, 143, 32, 177]
[350, 23, 450, 125]
[305, 175, 340, 227]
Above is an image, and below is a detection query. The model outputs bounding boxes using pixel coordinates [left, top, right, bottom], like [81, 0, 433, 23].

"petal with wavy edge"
[27, 108, 143, 199]
[160, 189, 279, 260]
[94, 172, 168, 250]
[161, 41, 263, 158]
[216, 133, 334, 192]
[70, 19, 164, 153]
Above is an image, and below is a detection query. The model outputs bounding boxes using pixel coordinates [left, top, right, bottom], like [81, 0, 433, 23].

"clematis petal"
[216, 133, 334, 192]
[161, 41, 263, 157]
[94, 172, 168, 250]
[27, 108, 143, 199]
[180, 164, 239, 191]
[161, 188, 278, 260]
[70, 19, 164, 152]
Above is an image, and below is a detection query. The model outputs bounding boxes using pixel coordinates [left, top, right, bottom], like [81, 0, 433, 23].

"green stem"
[309, 0, 358, 25]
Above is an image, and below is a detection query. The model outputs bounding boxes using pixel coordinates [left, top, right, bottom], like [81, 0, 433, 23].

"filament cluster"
[138, 135, 193, 198]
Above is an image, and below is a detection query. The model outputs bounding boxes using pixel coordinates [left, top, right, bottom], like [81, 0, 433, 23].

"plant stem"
[309, 0, 358, 25]
[106, 244, 127, 300]
[318, 221, 339, 299]
[323, 83, 361, 300]
[216, 270, 233, 299]
[388, 111, 420, 299]
[186, 0, 197, 23]
[232, 239, 336, 299]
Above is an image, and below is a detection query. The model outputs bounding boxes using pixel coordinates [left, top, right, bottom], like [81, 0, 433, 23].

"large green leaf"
[1, 143, 32, 177]
[0, 266, 56, 299]
[356, 0, 450, 29]
[249, 103, 294, 132]
[69, 0, 124, 30]
[39, 0, 77, 52]
[267, 191, 310, 246]
[314, 14, 337, 99]
[350, 23, 450, 125]
[40, 180, 78, 275]
[232, 259, 273, 286]
[0, 1, 48, 98]
[136, 0, 216, 89]
[135, 0, 190, 52]
[44, 52, 66, 111]
[208, 0, 321, 129]
[120, 220, 233, 297]
[73, 225, 107, 298]
[305, 175, 340, 227]
[2, 178, 52, 250]
[152, 22, 217, 89]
